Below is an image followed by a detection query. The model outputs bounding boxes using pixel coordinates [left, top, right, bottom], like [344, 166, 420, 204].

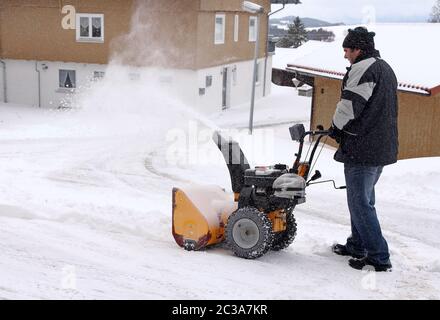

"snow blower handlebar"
[307, 179, 347, 189]
[290, 124, 329, 179]
[289, 124, 346, 190]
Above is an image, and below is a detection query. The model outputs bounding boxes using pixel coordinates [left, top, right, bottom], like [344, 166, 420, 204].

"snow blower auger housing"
[172, 124, 331, 259]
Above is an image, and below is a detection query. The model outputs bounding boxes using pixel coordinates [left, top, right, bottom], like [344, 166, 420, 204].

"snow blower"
[172, 124, 344, 258]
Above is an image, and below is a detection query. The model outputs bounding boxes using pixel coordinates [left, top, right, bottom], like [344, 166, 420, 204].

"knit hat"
[342, 27, 376, 52]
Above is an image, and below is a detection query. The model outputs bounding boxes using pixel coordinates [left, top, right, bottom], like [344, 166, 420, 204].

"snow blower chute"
[172, 124, 345, 258]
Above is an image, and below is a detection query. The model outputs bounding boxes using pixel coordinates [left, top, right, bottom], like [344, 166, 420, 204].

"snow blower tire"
[271, 209, 297, 251]
[226, 207, 274, 259]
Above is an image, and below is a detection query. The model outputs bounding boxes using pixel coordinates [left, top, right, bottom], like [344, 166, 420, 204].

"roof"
[287, 64, 440, 96]
[279, 23, 440, 96]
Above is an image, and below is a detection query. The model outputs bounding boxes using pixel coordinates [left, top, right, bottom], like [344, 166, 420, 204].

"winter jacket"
[333, 50, 399, 166]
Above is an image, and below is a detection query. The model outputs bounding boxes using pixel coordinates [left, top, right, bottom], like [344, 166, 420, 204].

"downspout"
[263, 2, 288, 97]
[0, 60, 6, 103]
[35, 61, 41, 108]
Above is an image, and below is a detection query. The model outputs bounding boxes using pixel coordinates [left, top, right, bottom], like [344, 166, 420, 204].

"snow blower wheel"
[271, 209, 297, 251]
[226, 207, 274, 259]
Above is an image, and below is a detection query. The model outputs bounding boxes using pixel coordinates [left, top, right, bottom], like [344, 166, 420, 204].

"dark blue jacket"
[333, 51, 399, 166]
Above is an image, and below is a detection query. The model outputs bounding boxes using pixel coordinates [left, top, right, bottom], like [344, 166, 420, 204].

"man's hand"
[328, 123, 342, 144]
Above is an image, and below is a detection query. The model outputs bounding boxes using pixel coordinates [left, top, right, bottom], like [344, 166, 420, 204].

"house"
[0, 0, 291, 113]
[272, 24, 440, 160]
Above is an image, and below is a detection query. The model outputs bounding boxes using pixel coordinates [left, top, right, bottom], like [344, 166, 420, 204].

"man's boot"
[332, 244, 365, 259]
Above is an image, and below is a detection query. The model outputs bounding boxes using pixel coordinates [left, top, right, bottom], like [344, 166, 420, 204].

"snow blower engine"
[172, 124, 344, 259]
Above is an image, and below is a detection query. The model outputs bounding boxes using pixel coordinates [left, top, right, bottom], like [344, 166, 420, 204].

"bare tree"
[429, 0, 440, 22]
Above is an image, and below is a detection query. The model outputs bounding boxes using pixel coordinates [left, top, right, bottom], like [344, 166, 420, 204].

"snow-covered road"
[1, 99, 439, 299]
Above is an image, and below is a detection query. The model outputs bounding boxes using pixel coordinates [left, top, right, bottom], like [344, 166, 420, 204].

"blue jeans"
[344, 164, 390, 265]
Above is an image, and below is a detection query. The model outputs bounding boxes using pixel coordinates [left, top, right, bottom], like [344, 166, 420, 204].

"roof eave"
[287, 64, 434, 96]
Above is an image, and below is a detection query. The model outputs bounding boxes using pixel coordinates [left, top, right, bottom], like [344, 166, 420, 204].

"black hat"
[343, 27, 376, 52]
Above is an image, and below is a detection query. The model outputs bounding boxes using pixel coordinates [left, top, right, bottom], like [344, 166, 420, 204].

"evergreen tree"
[276, 16, 308, 48]
[276, 36, 294, 48]
[287, 17, 307, 48]
[287, 17, 308, 48]
[429, 0, 440, 22]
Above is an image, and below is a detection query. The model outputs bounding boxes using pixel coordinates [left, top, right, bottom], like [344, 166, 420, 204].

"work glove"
[328, 123, 342, 144]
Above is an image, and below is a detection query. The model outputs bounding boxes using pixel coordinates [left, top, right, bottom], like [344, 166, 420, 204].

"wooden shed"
[273, 65, 440, 160]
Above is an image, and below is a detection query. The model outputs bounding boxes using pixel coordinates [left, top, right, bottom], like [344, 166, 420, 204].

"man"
[329, 27, 398, 272]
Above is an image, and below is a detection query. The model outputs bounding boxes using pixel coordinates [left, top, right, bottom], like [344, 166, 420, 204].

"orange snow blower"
[172, 124, 342, 258]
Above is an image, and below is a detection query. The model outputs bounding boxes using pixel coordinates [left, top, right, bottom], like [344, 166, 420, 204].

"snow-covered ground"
[1, 25, 440, 300]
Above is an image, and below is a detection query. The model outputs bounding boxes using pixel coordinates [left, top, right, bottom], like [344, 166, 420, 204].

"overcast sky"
[270, 0, 435, 24]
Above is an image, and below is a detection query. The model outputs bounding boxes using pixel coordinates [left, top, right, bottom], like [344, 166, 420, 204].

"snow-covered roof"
[286, 64, 437, 95]
[298, 83, 313, 90]
[277, 23, 440, 96]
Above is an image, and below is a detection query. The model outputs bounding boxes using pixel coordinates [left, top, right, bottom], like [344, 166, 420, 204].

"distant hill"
[270, 16, 345, 28]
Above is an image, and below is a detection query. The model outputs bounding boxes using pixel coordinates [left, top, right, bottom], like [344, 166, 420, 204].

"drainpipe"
[263, 1, 289, 97]
[0, 60, 7, 103]
[35, 61, 41, 108]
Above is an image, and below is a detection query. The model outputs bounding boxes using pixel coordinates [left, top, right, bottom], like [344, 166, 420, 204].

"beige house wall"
[0, 0, 133, 64]
[200, 0, 270, 12]
[196, 11, 268, 69]
[110, 0, 199, 69]
[0, 0, 271, 69]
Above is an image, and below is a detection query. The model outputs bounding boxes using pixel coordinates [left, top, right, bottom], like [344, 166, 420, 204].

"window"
[215, 14, 225, 44]
[249, 16, 257, 42]
[234, 15, 239, 42]
[76, 14, 104, 42]
[59, 70, 76, 89]
[206, 75, 213, 88]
